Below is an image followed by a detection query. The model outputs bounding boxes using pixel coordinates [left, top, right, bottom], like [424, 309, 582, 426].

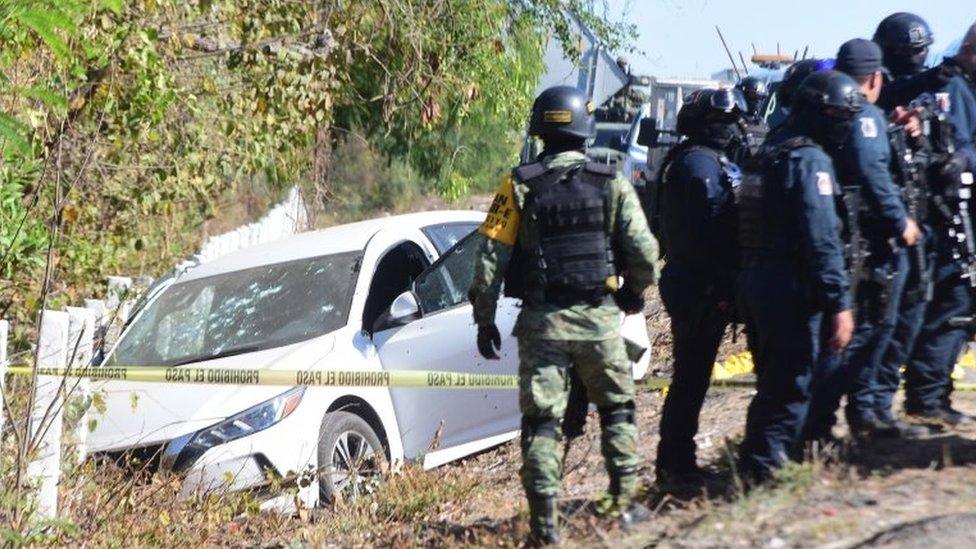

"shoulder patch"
[479, 177, 521, 245]
[859, 116, 878, 138]
[816, 172, 834, 196]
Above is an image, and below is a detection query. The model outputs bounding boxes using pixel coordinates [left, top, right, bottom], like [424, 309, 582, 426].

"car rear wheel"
[318, 411, 384, 503]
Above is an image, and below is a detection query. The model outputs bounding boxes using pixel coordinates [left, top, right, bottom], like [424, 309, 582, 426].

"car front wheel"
[317, 411, 384, 504]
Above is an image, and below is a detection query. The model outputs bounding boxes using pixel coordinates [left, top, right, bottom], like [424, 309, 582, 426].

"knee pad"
[521, 415, 560, 445]
[598, 401, 636, 429]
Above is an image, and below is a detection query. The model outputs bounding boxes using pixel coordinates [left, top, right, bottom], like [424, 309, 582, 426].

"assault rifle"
[913, 93, 976, 288]
[837, 185, 870, 299]
[889, 125, 934, 301]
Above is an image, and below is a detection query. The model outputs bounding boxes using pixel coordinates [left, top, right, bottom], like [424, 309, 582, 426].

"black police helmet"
[676, 88, 746, 137]
[735, 76, 768, 101]
[528, 86, 595, 139]
[873, 12, 934, 50]
[793, 70, 866, 145]
[793, 70, 866, 114]
[873, 13, 933, 76]
[778, 58, 835, 107]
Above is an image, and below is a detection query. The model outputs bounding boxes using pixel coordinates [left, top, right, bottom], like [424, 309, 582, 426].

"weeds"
[0, 431, 482, 547]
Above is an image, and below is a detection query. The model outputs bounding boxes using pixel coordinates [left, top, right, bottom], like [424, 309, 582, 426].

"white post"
[83, 299, 108, 360]
[28, 310, 69, 520]
[134, 275, 154, 291]
[83, 299, 107, 328]
[105, 276, 133, 309]
[0, 319, 8, 441]
[64, 307, 96, 463]
[104, 277, 133, 352]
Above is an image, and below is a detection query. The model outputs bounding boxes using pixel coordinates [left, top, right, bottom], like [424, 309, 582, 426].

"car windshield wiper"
[169, 344, 266, 367]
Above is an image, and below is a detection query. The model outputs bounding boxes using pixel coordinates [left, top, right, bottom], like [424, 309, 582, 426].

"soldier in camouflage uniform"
[468, 86, 659, 545]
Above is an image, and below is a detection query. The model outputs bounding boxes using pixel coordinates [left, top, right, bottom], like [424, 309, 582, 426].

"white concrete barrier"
[28, 310, 70, 520]
[191, 186, 309, 264]
[64, 307, 96, 463]
[105, 276, 133, 309]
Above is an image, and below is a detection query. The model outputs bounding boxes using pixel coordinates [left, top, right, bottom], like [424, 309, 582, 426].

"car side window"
[422, 222, 480, 254]
[413, 231, 485, 314]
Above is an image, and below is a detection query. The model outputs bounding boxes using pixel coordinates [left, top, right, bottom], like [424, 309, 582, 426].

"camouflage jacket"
[469, 151, 659, 341]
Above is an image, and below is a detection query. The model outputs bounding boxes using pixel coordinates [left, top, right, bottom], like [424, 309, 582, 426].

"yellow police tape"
[8, 347, 976, 393]
[5, 366, 519, 389]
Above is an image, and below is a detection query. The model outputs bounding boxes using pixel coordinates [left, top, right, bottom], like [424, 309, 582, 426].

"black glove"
[613, 285, 645, 315]
[477, 324, 502, 360]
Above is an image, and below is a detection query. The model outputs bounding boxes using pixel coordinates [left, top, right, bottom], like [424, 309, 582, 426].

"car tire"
[317, 411, 384, 504]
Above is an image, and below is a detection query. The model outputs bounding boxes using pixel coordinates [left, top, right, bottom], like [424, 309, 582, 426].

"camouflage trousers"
[517, 336, 639, 503]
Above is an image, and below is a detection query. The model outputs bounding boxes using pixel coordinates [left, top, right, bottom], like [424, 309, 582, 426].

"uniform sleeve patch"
[816, 172, 834, 196]
[479, 177, 520, 245]
[859, 117, 878, 138]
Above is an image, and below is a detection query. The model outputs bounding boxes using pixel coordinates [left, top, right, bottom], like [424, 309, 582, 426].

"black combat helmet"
[676, 88, 746, 148]
[792, 70, 866, 146]
[528, 86, 596, 140]
[778, 58, 836, 108]
[734, 76, 768, 115]
[873, 12, 933, 76]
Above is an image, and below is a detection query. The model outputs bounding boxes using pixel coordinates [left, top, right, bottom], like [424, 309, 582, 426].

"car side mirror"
[372, 291, 422, 333]
[636, 118, 659, 147]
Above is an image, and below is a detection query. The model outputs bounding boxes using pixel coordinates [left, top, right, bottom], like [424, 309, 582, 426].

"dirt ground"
[380, 287, 976, 548]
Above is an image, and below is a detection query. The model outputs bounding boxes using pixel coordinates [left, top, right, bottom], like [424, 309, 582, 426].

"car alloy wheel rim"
[330, 430, 378, 497]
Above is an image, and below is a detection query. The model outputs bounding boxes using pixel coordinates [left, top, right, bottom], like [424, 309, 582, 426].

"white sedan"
[89, 210, 651, 508]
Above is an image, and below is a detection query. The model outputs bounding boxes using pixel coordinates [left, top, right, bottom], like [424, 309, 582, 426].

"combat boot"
[905, 407, 975, 430]
[525, 496, 560, 547]
[609, 472, 651, 530]
[655, 462, 714, 485]
[876, 411, 930, 438]
[848, 415, 899, 439]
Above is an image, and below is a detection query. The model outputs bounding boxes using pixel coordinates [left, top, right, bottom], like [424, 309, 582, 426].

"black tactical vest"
[504, 161, 617, 307]
[659, 144, 741, 263]
[736, 136, 820, 254]
[736, 136, 867, 294]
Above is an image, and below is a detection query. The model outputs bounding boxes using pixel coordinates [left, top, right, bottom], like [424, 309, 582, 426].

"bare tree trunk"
[310, 124, 333, 222]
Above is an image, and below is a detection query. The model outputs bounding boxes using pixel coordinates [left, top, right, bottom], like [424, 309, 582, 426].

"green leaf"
[15, 86, 68, 112]
[0, 113, 32, 156]
[101, 0, 123, 15]
[16, 8, 76, 61]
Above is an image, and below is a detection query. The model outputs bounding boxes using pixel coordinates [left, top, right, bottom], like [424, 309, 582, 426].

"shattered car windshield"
[108, 251, 361, 367]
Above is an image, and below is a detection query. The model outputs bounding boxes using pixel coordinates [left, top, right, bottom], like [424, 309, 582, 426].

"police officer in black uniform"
[737, 71, 861, 480]
[734, 76, 770, 161]
[803, 39, 924, 441]
[736, 76, 769, 123]
[876, 12, 936, 111]
[874, 20, 976, 429]
[766, 58, 836, 132]
[655, 88, 744, 483]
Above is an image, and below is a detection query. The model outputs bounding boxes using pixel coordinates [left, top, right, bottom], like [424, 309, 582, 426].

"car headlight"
[188, 386, 305, 451]
[164, 386, 306, 473]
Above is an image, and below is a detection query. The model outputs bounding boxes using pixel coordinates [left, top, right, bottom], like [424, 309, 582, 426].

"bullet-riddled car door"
[373, 231, 518, 460]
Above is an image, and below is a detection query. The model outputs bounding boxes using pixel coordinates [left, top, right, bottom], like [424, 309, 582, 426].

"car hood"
[86, 333, 336, 452]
